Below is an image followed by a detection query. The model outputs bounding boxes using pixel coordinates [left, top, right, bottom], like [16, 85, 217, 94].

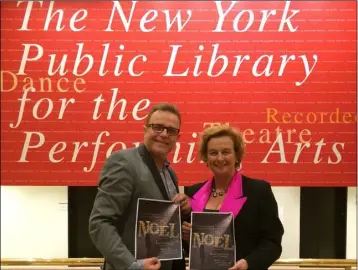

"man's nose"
[160, 128, 169, 137]
[217, 152, 224, 160]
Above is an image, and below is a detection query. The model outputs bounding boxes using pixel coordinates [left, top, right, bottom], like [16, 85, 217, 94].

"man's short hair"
[145, 103, 181, 126]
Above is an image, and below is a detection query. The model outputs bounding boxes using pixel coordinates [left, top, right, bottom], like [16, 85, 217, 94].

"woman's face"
[206, 136, 237, 178]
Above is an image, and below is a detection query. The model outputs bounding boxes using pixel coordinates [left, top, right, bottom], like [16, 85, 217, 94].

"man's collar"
[164, 159, 170, 168]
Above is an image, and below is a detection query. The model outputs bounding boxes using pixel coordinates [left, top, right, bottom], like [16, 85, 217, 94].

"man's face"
[144, 110, 180, 158]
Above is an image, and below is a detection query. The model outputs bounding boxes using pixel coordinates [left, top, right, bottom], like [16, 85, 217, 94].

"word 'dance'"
[137, 221, 178, 238]
[192, 232, 232, 249]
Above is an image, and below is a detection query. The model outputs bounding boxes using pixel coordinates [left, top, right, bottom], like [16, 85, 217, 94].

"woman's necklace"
[211, 187, 228, 197]
[212, 177, 231, 197]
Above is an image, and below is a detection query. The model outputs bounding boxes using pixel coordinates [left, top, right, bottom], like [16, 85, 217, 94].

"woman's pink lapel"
[189, 180, 212, 212]
[189, 171, 247, 218]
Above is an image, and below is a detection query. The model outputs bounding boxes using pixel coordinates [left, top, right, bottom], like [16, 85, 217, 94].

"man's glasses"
[147, 123, 180, 136]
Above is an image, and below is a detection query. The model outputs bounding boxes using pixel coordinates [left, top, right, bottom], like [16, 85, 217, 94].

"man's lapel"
[138, 143, 169, 200]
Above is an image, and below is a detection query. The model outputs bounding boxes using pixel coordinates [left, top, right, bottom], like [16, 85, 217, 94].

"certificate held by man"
[189, 212, 235, 270]
[135, 198, 183, 261]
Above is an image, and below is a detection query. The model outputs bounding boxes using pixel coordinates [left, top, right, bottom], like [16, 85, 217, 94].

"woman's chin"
[212, 168, 234, 177]
[213, 168, 227, 174]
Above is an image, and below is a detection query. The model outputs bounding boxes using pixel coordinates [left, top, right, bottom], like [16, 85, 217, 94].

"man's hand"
[182, 221, 192, 241]
[229, 259, 248, 270]
[172, 193, 191, 215]
[143, 257, 161, 270]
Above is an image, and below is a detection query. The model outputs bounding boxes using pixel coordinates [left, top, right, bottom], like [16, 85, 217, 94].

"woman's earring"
[236, 162, 242, 171]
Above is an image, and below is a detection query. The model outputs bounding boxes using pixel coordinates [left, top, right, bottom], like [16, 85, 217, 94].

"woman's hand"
[182, 221, 192, 241]
[172, 193, 191, 215]
[229, 259, 248, 270]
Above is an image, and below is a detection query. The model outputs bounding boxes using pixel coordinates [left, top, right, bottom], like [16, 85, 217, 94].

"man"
[89, 103, 190, 270]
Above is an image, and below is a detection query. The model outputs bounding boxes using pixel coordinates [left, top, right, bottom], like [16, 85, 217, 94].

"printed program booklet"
[189, 212, 235, 270]
[135, 198, 182, 261]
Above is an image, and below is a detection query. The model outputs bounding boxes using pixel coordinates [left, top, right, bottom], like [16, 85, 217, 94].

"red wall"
[1, 1, 357, 186]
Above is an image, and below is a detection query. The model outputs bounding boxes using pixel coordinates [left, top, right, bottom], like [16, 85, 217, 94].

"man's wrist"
[127, 260, 144, 270]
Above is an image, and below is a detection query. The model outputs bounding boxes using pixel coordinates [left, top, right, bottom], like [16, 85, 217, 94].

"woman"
[183, 125, 284, 270]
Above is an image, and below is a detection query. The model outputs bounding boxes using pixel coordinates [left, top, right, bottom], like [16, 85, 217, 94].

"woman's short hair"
[198, 125, 245, 167]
